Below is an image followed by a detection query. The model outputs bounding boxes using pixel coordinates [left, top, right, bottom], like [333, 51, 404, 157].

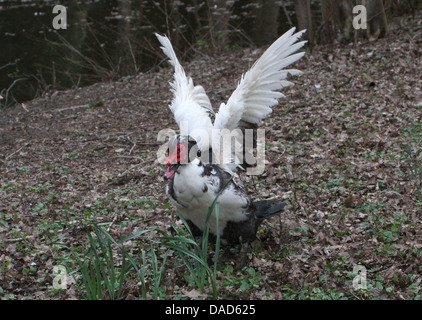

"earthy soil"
[1, 14, 422, 300]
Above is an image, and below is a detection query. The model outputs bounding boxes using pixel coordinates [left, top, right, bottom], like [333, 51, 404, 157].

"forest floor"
[1, 14, 422, 300]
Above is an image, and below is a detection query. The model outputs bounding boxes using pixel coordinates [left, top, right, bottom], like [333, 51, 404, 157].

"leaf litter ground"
[0, 15, 421, 299]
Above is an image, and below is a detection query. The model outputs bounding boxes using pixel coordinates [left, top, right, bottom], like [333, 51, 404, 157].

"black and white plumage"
[157, 29, 306, 253]
[164, 135, 285, 247]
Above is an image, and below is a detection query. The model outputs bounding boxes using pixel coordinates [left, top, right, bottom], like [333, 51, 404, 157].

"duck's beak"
[163, 144, 186, 180]
[163, 163, 180, 180]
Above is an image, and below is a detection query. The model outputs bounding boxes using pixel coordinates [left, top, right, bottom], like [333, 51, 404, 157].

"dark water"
[0, 0, 296, 107]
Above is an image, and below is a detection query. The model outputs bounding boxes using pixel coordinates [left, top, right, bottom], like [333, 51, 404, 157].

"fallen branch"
[129, 140, 137, 155]
[55, 104, 89, 112]
[4, 143, 29, 161]
[21, 103, 29, 112]
[4, 236, 34, 243]
[5, 77, 27, 107]
[107, 213, 119, 232]
[119, 159, 154, 176]
[362, 73, 376, 87]
[113, 155, 145, 160]
[334, 76, 353, 91]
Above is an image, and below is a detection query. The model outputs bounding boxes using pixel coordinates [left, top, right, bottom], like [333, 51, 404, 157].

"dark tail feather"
[254, 200, 285, 222]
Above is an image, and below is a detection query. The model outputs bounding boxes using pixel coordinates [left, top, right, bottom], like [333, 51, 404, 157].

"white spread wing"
[156, 33, 214, 151]
[213, 28, 306, 169]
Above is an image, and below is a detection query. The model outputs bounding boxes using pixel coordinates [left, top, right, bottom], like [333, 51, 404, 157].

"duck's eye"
[197, 149, 201, 157]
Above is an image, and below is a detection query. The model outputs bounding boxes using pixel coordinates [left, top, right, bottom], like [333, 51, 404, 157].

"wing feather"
[156, 29, 306, 171]
[214, 28, 306, 131]
[212, 28, 306, 170]
[155, 33, 214, 150]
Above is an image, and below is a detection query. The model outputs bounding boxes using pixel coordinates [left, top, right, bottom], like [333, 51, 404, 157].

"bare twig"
[0, 62, 16, 71]
[113, 155, 145, 160]
[280, 0, 293, 27]
[5, 143, 29, 161]
[107, 213, 119, 232]
[127, 38, 139, 74]
[119, 159, 154, 176]
[5, 77, 27, 107]
[129, 140, 137, 155]
[20, 103, 29, 112]
[4, 235, 34, 243]
[55, 104, 89, 112]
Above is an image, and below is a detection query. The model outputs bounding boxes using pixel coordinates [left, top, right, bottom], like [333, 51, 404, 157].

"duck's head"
[163, 135, 201, 180]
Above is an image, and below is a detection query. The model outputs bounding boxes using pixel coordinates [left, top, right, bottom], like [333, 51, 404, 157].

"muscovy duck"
[156, 28, 306, 257]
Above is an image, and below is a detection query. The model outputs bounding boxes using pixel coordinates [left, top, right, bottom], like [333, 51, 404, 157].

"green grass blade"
[118, 229, 151, 243]
[212, 202, 220, 299]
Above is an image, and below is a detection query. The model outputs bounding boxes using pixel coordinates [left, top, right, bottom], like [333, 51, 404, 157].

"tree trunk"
[319, 0, 353, 43]
[118, 0, 133, 74]
[208, 0, 231, 50]
[338, 0, 354, 41]
[365, 0, 389, 40]
[295, 0, 313, 45]
[168, 0, 182, 48]
[251, 0, 280, 46]
[319, 0, 337, 43]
